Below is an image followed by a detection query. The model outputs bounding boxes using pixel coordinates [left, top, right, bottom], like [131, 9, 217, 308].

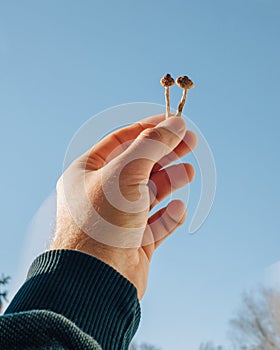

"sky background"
[0, 1, 280, 349]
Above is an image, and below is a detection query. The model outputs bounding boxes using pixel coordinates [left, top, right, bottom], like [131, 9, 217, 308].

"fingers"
[142, 200, 187, 260]
[82, 114, 165, 170]
[116, 117, 187, 182]
[149, 163, 195, 209]
[152, 130, 197, 173]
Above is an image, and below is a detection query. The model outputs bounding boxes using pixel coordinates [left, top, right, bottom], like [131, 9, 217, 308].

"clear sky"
[0, 1, 280, 349]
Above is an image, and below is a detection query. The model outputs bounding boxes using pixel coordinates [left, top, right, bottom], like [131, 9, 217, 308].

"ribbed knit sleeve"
[3, 249, 141, 350]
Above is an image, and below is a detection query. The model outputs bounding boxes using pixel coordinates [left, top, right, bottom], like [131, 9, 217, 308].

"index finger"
[82, 114, 166, 169]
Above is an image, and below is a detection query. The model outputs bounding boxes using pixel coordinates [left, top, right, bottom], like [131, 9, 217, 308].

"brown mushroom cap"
[176, 76, 195, 89]
[160, 74, 175, 87]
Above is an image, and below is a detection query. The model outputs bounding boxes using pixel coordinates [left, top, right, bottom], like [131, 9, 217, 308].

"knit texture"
[1, 250, 141, 350]
[0, 310, 102, 349]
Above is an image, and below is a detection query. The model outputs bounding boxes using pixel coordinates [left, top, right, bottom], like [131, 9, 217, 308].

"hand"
[51, 114, 197, 299]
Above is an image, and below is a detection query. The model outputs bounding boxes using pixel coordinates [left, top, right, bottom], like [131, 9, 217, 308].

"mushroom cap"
[160, 73, 175, 87]
[176, 76, 195, 89]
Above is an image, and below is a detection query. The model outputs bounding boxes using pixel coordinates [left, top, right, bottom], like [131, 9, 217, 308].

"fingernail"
[157, 117, 186, 136]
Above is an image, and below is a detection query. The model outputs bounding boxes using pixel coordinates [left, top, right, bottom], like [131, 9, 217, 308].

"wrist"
[52, 223, 137, 287]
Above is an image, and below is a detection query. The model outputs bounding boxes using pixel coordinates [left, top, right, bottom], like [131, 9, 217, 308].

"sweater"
[0, 249, 141, 350]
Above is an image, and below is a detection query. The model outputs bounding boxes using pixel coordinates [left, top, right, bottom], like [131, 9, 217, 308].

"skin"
[51, 114, 197, 300]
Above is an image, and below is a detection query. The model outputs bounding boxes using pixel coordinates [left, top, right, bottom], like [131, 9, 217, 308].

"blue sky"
[0, 1, 280, 349]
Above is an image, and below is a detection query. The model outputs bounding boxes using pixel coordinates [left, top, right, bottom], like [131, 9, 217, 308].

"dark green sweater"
[0, 250, 141, 350]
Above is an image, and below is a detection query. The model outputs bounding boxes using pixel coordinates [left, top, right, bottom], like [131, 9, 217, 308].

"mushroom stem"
[176, 88, 188, 117]
[165, 86, 171, 119]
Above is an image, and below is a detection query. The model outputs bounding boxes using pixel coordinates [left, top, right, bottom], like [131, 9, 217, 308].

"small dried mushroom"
[176, 75, 194, 117]
[160, 73, 175, 119]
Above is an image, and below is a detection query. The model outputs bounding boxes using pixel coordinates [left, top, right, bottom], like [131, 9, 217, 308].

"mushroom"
[160, 73, 175, 119]
[176, 75, 194, 117]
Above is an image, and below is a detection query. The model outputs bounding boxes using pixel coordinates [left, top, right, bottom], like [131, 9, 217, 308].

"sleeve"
[0, 249, 141, 350]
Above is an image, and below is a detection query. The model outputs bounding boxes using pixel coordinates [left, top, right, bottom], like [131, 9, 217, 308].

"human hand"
[51, 114, 197, 299]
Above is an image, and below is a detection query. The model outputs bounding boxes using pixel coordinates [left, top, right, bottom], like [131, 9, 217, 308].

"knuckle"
[141, 127, 162, 141]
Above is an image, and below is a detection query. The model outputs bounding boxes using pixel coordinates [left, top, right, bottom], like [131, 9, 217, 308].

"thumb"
[117, 117, 186, 180]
